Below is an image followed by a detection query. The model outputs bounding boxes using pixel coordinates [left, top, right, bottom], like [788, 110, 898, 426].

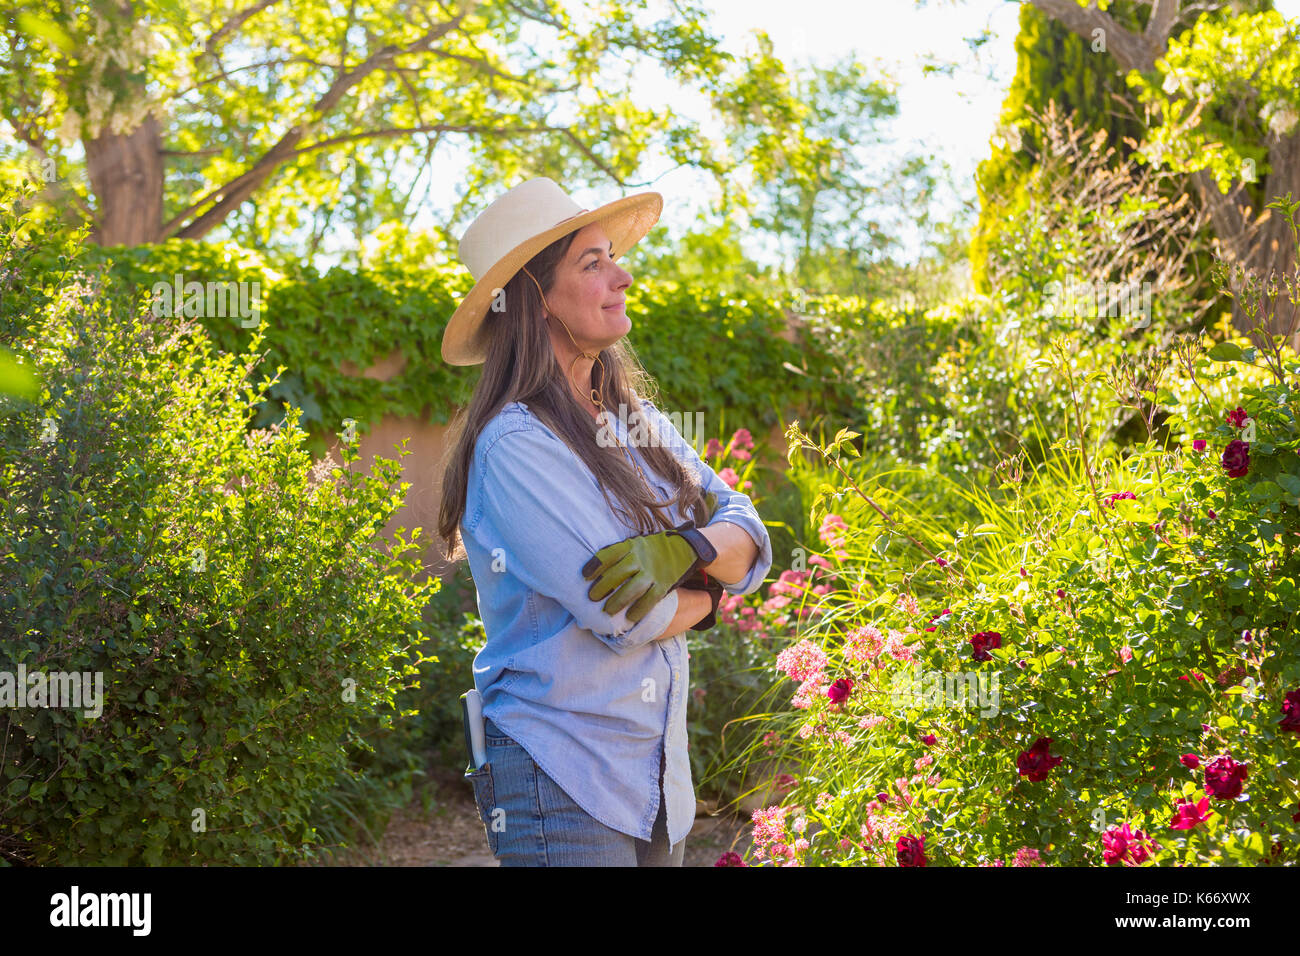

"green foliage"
[1, 0, 741, 251]
[29, 239, 859, 459]
[970, 2, 1146, 293]
[723, 201, 1300, 866]
[0, 184, 436, 865]
[1128, 8, 1300, 194]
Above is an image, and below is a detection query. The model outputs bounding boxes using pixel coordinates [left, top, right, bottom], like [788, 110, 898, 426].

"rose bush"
[725, 200, 1300, 866]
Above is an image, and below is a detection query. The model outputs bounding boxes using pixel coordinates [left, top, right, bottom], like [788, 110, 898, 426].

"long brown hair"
[437, 228, 712, 563]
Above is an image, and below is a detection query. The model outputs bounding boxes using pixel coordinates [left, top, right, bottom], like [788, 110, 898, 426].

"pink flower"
[776, 639, 828, 683]
[818, 514, 848, 548]
[935, 557, 948, 567]
[896, 592, 921, 615]
[1013, 847, 1043, 867]
[1119, 646, 1134, 663]
[1193, 439, 1207, 452]
[714, 851, 747, 866]
[882, 629, 916, 664]
[845, 624, 884, 664]
[705, 438, 723, 459]
[1180, 753, 1200, 769]
[921, 733, 938, 746]
[731, 428, 754, 451]
[776, 773, 798, 791]
[1170, 796, 1213, 831]
[718, 467, 741, 489]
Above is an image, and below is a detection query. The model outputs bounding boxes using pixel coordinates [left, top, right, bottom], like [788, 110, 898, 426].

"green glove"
[582, 527, 711, 623]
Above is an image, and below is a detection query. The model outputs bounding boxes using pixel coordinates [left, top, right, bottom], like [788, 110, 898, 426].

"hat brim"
[441, 190, 663, 366]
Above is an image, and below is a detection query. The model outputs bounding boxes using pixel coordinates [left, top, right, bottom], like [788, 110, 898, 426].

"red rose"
[1180, 753, 1200, 769]
[827, 678, 854, 705]
[1225, 406, 1248, 428]
[1203, 755, 1248, 800]
[1017, 737, 1064, 782]
[896, 834, 926, 867]
[1279, 689, 1300, 735]
[1170, 796, 1213, 831]
[1222, 439, 1250, 478]
[1193, 439, 1207, 452]
[924, 609, 952, 632]
[970, 630, 1002, 662]
[921, 733, 937, 746]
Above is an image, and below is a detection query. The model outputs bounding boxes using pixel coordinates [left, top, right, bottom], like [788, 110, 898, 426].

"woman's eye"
[587, 259, 601, 270]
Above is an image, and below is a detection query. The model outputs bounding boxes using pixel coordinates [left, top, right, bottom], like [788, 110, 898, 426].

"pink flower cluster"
[776, 639, 827, 683]
[750, 804, 804, 865]
[819, 513, 849, 558]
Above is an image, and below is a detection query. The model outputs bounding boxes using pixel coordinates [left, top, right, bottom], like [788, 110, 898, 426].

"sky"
[371, 0, 1300, 271]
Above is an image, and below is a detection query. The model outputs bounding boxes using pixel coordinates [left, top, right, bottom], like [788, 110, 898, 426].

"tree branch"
[204, 0, 284, 56]
[1028, 0, 1175, 72]
[168, 4, 478, 240]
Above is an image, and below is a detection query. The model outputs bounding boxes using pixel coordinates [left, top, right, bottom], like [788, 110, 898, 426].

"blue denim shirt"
[461, 397, 772, 845]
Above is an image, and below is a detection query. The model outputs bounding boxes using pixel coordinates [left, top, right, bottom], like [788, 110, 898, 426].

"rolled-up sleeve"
[641, 400, 772, 595]
[473, 422, 679, 654]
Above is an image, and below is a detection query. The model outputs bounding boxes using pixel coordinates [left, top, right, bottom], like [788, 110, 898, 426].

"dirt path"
[318, 758, 754, 867]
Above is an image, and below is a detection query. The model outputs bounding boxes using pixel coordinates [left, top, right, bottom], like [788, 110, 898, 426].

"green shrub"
[0, 183, 435, 865]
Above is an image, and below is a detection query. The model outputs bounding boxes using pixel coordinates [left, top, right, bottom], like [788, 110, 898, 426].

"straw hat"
[441, 177, 663, 366]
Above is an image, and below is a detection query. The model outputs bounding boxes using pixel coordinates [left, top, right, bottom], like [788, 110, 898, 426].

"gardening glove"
[582, 522, 717, 624]
[678, 566, 725, 631]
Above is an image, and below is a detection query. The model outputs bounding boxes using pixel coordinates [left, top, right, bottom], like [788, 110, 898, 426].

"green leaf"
[1207, 341, 1247, 363]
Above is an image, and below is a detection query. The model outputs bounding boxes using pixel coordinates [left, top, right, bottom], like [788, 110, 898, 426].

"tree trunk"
[84, 115, 164, 246]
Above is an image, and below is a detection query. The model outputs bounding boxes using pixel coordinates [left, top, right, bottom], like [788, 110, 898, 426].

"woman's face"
[542, 221, 634, 361]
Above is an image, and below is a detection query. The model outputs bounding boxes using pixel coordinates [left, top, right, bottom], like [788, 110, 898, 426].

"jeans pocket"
[464, 763, 499, 856]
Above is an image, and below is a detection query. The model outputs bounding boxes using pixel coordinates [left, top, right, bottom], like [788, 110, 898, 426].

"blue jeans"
[464, 717, 686, 866]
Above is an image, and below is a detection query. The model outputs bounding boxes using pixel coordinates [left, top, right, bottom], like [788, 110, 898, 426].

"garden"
[1, 0, 1298, 871]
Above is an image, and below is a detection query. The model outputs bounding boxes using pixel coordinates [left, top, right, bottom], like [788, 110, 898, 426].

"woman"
[436, 177, 772, 866]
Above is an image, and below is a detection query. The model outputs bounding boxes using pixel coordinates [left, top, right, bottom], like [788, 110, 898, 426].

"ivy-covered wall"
[72, 240, 864, 458]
